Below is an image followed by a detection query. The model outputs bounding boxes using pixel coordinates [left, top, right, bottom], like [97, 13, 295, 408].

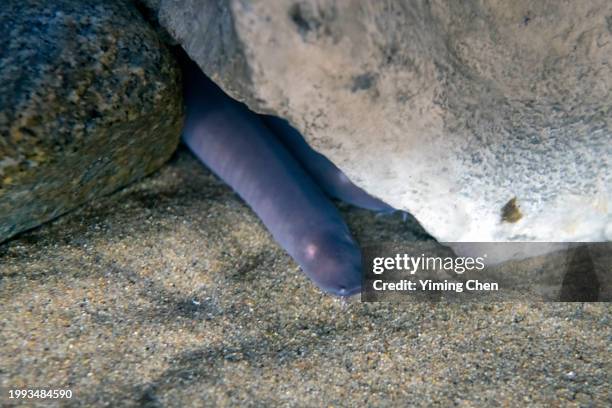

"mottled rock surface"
[1, 149, 610, 406]
[145, 0, 612, 243]
[0, 0, 183, 243]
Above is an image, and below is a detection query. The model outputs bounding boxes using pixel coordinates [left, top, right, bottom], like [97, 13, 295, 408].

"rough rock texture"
[135, 0, 256, 107]
[146, 0, 611, 243]
[0, 0, 183, 243]
[1, 148, 610, 406]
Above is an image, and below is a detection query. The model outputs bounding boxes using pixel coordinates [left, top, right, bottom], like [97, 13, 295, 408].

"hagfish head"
[298, 230, 363, 296]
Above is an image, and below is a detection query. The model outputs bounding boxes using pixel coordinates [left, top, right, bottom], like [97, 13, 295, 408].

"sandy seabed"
[1, 148, 609, 407]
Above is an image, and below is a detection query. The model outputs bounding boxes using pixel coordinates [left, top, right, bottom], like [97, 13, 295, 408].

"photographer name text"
[371, 279, 498, 292]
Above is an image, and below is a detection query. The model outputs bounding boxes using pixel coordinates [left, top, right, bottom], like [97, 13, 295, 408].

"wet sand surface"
[1, 148, 610, 407]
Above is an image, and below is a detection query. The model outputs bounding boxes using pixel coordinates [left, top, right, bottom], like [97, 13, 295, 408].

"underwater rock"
[0, 0, 183, 242]
[145, 0, 611, 243]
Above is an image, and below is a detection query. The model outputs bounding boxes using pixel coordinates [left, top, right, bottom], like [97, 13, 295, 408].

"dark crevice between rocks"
[130, 0, 177, 45]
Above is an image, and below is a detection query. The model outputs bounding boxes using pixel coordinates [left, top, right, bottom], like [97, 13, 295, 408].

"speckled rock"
[0, 0, 183, 243]
[144, 0, 612, 243]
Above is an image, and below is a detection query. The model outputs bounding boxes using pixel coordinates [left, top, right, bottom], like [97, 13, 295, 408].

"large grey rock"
[146, 0, 611, 243]
[0, 0, 183, 242]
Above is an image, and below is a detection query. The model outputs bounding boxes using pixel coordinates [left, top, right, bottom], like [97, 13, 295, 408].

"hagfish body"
[262, 116, 394, 213]
[181, 56, 363, 296]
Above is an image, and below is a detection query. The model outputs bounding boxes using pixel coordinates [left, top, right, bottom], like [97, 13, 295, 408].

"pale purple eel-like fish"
[180, 53, 393, 296]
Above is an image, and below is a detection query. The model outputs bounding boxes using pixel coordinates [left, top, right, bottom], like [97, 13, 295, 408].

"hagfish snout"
[294, 229, 362, 296]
